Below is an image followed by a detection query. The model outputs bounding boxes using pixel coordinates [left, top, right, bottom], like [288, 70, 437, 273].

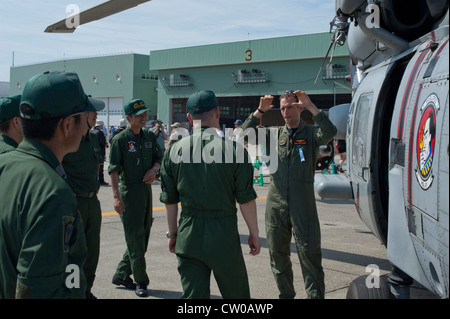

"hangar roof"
[150, 32, 348, 71]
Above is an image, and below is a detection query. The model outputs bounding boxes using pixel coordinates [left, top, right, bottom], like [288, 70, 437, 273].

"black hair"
[191, 107, 217, 121]
[0, 119, 11, 133]
[20, 104, 81, 141]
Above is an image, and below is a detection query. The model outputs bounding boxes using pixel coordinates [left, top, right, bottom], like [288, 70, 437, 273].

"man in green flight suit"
[62, 102, 105, 299]
[241, 90, 337, 299]
[108, 99, 163, 297]
[0, 71, 103, 298]
[160, 90, 262, 299]
[0, 95, 23, 154]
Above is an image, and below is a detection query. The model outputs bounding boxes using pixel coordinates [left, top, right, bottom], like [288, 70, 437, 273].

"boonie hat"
[187, 90, 218, 115]
[171, 122, 181, 128]
[20, 71, 104, 120]
[0, 95, 21, 124]
[96, 120, 105, 126]
[124, 99, 149, 116]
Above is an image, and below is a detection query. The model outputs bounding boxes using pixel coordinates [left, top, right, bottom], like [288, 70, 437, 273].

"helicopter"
[318, 0, 448, 299]
[44, 0, 448, 299]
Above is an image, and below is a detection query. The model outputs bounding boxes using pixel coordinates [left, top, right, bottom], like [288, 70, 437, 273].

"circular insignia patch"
[279, 137, 287, 146]
[415, 94, 438, 190]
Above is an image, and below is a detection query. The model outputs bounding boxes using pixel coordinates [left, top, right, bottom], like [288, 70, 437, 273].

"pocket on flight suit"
[175, 213, 196, 256]
[290, 194, 321, 254]
[292, 145, 315, 183]
[265, 205, 294, 252]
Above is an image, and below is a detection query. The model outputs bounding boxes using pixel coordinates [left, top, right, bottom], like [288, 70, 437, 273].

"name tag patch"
[294, 139, 307, 145]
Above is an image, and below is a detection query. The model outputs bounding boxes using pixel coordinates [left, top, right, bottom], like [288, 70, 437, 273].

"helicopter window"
[352, 93, 373, 168]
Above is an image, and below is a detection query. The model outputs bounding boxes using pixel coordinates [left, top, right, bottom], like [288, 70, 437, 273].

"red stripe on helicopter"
[407, 84, 423, 205]
[431, 30, 436, 43]
[435, 37, 449, 57]
[397, 43, 430, 140]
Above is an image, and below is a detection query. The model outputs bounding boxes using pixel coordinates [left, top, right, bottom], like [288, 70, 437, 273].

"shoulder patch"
[63, 216, 76, 253]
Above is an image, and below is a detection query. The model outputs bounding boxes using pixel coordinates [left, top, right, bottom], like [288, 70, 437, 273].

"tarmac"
[89, 150, 438, 300]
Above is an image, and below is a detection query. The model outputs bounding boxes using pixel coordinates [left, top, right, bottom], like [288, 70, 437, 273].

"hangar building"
[10, 32, 350, 130]
[151, 32, 351, 129]
[10, 53, 158, 129]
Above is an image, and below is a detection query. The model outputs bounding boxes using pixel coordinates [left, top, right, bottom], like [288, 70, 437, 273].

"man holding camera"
[151, 120, 168, 154]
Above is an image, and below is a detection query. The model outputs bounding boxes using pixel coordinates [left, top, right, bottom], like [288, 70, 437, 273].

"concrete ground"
[90, 151, 437, 300]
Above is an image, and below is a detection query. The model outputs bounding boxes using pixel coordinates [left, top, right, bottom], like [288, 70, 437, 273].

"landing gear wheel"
[346, 275, 393, 299]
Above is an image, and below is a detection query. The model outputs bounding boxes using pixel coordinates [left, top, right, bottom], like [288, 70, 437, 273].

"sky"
[0, 0, 336, 82]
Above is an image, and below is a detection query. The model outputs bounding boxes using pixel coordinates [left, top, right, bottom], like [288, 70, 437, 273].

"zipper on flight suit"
[136, 134, 142, 167]
[286, 130, 293, 213]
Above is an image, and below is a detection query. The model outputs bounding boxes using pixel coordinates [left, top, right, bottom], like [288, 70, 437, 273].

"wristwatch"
[152, 167, 160, 177]
[166, 231, 177, 239]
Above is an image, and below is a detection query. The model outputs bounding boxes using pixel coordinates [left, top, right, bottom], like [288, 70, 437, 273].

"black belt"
[75, 191, 97, 198]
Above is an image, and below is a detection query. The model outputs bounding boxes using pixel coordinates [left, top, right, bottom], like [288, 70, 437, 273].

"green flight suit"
[62, 131, 102, 296]
[242, 111, 337, 299]
[108, 128, 162, 286]
[0, 134, 18, 154]
[0, 138, 87, 299]
[160, 127, 257, 299]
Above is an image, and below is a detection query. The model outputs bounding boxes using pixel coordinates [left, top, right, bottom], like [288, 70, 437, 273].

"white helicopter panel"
[347, 61, 395, 244]
[387, 28, 449, 298]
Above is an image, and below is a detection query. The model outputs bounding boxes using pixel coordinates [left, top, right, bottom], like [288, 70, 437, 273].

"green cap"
[20, 71, 105, 120]
[0, 95, 21, 123]
[124, 99, 149, 116]
[187, 90, 218, 115]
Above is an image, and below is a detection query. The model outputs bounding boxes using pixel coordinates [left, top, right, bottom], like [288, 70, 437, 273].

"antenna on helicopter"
[314, 13, 349, 84]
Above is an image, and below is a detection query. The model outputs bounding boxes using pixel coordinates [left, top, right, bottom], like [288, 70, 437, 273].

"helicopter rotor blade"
[45, 0, 151, 33]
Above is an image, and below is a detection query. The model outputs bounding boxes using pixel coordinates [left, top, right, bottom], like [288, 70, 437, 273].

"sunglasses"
[58, 112, 88, 123]
[280, 90, 298, 100]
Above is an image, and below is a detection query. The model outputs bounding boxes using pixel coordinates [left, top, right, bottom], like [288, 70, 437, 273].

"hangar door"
[97, 97, 124, 129]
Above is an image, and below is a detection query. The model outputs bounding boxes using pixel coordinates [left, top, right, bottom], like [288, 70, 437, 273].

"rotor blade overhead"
[44, 0, 151, 33]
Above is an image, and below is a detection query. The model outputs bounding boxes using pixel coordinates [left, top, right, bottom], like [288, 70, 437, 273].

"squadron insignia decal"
[128, 141, 137, 153]
[415, 94, 438, 190]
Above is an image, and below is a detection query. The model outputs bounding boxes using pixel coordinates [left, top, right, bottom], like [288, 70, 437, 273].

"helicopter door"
[347, 63, 393, 244]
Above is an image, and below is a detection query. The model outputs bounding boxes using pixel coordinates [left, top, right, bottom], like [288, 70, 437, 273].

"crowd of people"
[0, 71, 337, 299]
